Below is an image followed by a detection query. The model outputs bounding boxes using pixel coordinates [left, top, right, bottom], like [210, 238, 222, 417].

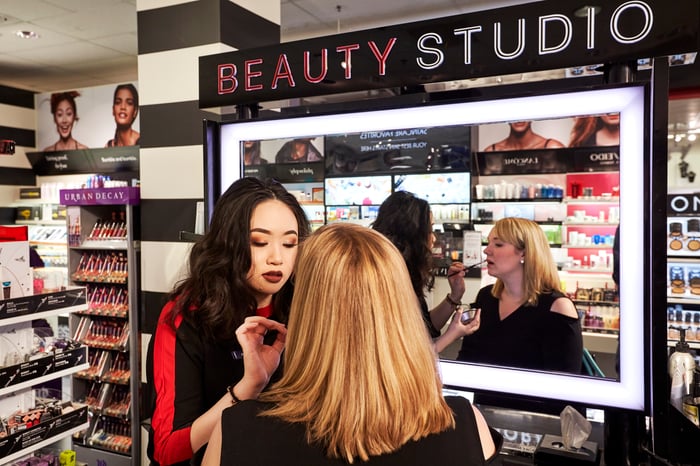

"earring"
[520, 258, 524, 264]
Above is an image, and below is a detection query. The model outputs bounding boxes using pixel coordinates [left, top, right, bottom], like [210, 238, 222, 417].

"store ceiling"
[0, 0, 697, 138]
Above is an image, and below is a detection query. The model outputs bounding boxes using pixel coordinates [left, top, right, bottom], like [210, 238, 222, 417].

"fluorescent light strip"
[221, 86, 647, 410]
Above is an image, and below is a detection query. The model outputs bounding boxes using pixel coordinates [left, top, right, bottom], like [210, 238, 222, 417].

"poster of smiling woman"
[36, 82, 140, 151]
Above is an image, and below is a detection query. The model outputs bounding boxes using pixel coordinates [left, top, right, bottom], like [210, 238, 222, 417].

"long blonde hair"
[259, 223, 455, 462]
[490, 217, 562, 306]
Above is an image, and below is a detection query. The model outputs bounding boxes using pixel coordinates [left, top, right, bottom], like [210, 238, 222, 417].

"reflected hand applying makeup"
[446, 262, 466, 297]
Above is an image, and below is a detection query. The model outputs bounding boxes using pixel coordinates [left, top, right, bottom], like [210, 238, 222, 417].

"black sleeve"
[542, 310, 584, 374]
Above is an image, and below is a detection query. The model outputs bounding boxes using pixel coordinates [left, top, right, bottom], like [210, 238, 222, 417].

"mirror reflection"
[240, 112, 622, 382]
[438, 114, 620, 381]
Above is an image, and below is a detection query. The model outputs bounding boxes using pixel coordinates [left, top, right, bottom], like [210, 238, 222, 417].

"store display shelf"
[16, 219, 67, 226]
[668, 292, 700, 301]
[74, 442, 131, 463]
[560, 266, 613, 273]
[668, 257, 700, 264]
[0, 423, 89, 465]
[70, 276, 128, 285]
[573, 299, 619, 306]
[563, 221, 619, 226]
[71, 240, 128, 250]
[0, 405, 88, 463]
[563, 244, 613, 249]
[0, 360, 90, 397]
[563, 197, 619, 204]
[76, 309, 128, 319]
[582, 332, 618, 353]
[29, 240, 68, 247]
[668, 297, 700, 305]
[0, 289, 87, 326]
[667, 339, 700, 350]
[473, 220, 562, 226]
[668, 251, 700, 258]
[472, 198, 563, 203]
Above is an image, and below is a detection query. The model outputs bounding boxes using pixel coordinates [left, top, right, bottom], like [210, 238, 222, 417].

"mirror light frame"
[219, 85, 647, 411]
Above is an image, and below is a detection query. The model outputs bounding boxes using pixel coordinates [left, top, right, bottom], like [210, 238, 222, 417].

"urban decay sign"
[199, 0, 699, 107]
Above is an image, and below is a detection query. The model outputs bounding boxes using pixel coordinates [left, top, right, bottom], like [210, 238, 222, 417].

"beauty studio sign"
[199, 0, 699, 107]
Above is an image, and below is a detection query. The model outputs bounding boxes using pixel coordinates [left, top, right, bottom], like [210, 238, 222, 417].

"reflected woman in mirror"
[43, 91, 88, 152]
[484, 121, 565, 152]
[202, 223, 501, 465]
[105, 83, 140, 147]
[275, 137, 323, 163]
[148, 177, 310, 466]
[372, 191, 480, 354]
[457, 217, 583, 374]
[243, 140, 268, 166]
[569, 114, 621, 147]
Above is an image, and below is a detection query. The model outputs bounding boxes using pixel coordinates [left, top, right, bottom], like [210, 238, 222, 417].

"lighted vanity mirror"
[215, 85, 647, 412]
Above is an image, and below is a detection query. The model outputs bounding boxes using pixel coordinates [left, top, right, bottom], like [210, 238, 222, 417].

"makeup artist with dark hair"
[148, 177, 311, 466]
[372, 191, 480, 353]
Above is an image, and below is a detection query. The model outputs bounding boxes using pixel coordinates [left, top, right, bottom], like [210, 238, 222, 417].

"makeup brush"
[447, 260, 486, 277]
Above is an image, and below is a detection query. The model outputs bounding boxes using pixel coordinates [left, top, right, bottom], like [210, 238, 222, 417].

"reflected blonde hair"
[259, 223, 454, 462]
[490, 217, 562, 306]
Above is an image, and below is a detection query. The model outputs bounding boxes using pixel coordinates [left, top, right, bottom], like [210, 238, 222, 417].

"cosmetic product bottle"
[669, 328, 696, 410]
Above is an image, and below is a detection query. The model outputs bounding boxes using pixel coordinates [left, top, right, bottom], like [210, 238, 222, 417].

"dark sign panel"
[244, 162, 324, 183]
[200, 0, 700, 106]
[668, 193, 700, 216]
[473, 149, 570, 175]
[571, 147, 620, 172]
[25, 147, 139, 176]
[325, 125, 470, 175]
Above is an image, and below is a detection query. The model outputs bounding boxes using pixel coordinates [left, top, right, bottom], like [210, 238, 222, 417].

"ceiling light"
[689, 134, 697, 142]
[16, 30, 39, 39]
[675, 134, 683, 142]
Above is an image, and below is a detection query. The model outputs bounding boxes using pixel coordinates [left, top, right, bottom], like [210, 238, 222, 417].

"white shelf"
[17, 219, 67, 226]
[563, 221, 619, 226]
[667, 292, 700, 302]
[0, 362, 90, 397]
[668, 297, 700, 305]
[0, 423, 89, 465]
[563, 197, 620, 204]
[71, 240, 128, 250]
[583, 332, 619, 353]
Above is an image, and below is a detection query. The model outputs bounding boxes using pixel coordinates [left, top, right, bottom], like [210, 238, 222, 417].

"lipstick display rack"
[64, 196, 140, 464]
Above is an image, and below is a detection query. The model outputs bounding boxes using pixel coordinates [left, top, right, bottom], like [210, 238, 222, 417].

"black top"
[220, 396, 502, 465]
[457, 285, 583, 374]
[148, 301, 282, 466]
[420, 295, 441, 338]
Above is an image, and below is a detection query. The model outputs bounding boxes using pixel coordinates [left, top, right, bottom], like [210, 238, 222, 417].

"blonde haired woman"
[457, 217, 583, 373]
[203, 223, 501, 465]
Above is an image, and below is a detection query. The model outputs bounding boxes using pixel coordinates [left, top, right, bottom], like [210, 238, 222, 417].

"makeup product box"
[0, 404, 87, 458]
[0, 364, 22, 389]
[53, 345, 88, 373]
[18, 353, 55, 383]
[15, 206, 42, 222]
[0, 239, 32, 299]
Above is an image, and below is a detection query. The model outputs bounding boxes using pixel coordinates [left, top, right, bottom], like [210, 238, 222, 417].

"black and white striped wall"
[0, 85, 37, 218]
[135, 2, 280, 454]
[136, 0, 281, 335]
